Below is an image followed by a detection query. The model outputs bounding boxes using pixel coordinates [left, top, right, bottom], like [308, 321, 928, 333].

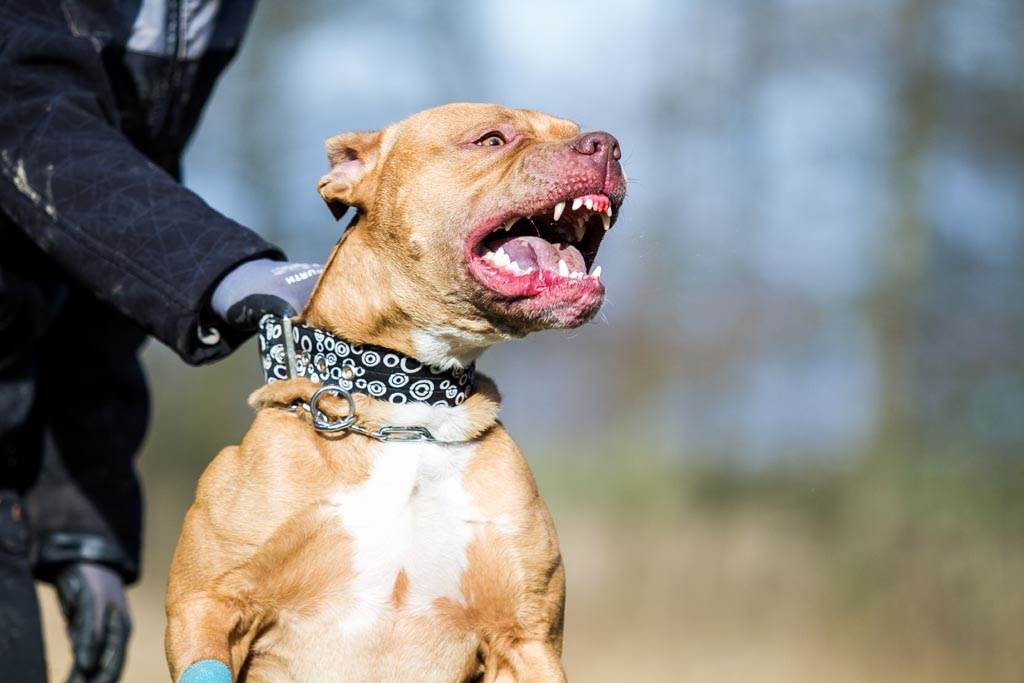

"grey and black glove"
[211, 259, 323, 330]
[54, 562, 132, 683]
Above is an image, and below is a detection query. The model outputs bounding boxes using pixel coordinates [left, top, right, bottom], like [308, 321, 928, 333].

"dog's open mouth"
[467, 194, 614, 298]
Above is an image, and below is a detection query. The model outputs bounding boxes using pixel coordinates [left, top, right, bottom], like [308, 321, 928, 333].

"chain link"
[291, 384, 436, 442]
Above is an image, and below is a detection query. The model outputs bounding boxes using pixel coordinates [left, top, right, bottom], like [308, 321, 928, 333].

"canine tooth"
[558, 259, 569, 277]
[553, 201, 565, 221]
[574, 221, 586, 242]
[606, 206, 613, 217]
[592, 265, 602, 278]
[601, 213, 611, 231]
[584, 197, 594, 210]
[572, 197, 583, 211]
[503, 218, 516, 231]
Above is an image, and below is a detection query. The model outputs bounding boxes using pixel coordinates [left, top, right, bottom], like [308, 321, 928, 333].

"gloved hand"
[54, 562, 132, 683]
[211, 259, 323, 330]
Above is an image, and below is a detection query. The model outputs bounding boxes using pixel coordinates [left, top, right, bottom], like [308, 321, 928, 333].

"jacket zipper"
[161, 0, 185, 138]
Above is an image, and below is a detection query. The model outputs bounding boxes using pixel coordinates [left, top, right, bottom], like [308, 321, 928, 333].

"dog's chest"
[325, 440, 479, 633]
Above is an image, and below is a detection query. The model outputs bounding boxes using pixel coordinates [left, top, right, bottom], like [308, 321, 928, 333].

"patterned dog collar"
[256, 315, 475, 407]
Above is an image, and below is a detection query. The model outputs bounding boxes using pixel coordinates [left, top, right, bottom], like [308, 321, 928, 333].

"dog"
[165, 103, 626, 682]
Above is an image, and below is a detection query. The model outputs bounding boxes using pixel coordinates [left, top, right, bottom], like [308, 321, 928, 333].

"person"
[0, 2, 320, 680]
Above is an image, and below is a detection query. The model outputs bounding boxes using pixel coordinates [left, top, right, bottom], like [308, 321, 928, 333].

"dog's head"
[315, 103, 626, 358]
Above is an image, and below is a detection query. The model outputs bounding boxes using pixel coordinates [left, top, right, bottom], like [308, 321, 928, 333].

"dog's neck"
[303, 226, 505, 370]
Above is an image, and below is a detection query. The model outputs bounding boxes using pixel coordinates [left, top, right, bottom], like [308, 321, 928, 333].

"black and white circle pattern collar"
[257, 315, 475, 407]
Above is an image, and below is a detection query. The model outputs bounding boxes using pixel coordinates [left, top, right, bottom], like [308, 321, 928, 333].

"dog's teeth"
[553, 201, 565, 222]
[591, 265, 602, 278]
[572, 197, 583, 211]
[606, 206, 613, 218]
[503, 218, 516, 231]
[574, 221, 586, 242]
[558, 259, 569, 277]
[584, 198, 594, 210]
[483, 250, 496, 262]
[601, 213, 611, 231]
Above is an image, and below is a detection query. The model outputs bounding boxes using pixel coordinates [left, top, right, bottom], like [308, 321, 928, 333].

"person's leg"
[23, 289, 149, 683]
[0, 491, 47, 683]
[0, 357, 47, 682]
[0, 243, 72, 680]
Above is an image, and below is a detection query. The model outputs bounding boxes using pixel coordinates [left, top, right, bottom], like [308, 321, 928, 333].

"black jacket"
[0, 0, 283, 363]
[0, 0, 282, 583]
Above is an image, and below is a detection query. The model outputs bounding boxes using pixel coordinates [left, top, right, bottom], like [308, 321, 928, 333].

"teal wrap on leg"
[179, 659, 232, 683]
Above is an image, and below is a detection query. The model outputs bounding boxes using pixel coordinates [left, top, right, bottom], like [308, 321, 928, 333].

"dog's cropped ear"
[317, 130, 383, 219]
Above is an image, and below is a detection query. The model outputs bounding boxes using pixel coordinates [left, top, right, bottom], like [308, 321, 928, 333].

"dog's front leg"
[165, 593, 263, 683]
[483, 640, 566, 683]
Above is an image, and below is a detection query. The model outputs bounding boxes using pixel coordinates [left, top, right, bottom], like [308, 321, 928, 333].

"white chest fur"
[326, 440, 478, 634]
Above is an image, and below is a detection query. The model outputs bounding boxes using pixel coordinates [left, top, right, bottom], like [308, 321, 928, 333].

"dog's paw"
[179, 659, 232, 683]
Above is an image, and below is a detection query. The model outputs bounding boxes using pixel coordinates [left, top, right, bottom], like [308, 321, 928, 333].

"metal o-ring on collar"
[309, 384, 357, 432]
[296, 386, 437, 442]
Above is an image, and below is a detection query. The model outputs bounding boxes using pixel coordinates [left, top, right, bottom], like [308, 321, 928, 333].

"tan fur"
[165, 103, 616, 681]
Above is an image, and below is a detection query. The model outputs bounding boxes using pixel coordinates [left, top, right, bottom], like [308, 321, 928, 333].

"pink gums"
[579, 194, 611, 213]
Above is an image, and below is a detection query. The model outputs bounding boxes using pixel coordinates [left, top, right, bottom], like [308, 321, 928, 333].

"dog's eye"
[475, 132, 507, 147]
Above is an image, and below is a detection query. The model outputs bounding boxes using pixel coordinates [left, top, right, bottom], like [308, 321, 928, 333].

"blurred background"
[38, 0, 1024, 680]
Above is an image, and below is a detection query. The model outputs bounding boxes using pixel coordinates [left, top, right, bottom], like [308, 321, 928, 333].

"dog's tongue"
[490, 235, 586, 273]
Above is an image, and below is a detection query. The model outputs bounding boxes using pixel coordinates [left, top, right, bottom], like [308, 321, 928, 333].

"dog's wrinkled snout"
[566, 130, 625, 199]
[572, 131, 621, 162]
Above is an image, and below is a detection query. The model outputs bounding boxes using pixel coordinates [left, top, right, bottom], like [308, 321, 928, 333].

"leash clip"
[307, 384, 436, 442]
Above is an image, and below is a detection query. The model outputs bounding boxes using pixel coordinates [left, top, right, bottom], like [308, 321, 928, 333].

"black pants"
[0, 268, 148, 680]
[0, 492, 45, 681]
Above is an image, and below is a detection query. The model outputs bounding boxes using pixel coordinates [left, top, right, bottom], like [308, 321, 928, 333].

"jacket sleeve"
[0, 5, 284, 364]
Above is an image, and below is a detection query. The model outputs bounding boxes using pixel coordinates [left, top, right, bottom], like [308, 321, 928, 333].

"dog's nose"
[572, 131, 621, 161]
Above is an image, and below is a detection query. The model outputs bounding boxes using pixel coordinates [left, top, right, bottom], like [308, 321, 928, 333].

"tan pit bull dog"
[165, 103, 626, 682]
